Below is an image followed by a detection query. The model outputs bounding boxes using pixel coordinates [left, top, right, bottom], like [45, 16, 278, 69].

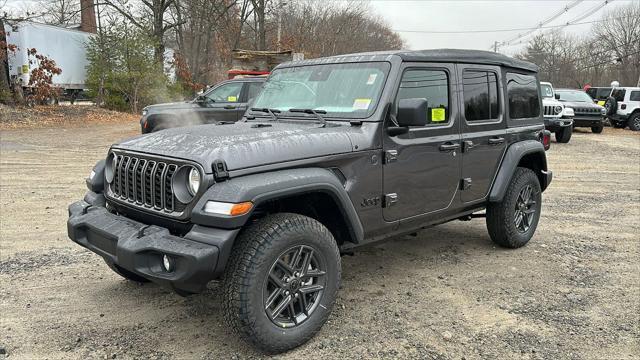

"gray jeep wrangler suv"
[68, 49, 552, 353]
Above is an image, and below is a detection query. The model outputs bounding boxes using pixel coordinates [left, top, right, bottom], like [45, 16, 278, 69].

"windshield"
[540, 84, 554, 98]
[251, 62, 391, 119]
[556, 90, 593, 103]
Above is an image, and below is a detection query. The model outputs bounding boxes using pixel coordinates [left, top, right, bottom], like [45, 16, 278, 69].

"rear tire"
[591, 125, 603, 134]
[222, 213, 341, 353]
[555, 126, 572, 143]
[628, 113, 640, 131]
[105, 261, 150, 283]
[486, 167, 542, 249]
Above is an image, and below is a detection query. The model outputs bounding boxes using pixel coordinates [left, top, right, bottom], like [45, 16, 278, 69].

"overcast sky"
[4, 0, 638, 55]
[365, 0, 638, 55]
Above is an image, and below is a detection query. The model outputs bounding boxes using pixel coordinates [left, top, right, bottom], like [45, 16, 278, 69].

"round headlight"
[554, 105, 562, 115]
[188, 167, 201, 195]
[105, 153, 116, 183]
[142, 109, 148, 116]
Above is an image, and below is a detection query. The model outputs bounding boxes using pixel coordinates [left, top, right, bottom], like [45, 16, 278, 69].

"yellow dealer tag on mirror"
[227, 96, 237, 102]
[597, 100, 605, 106]
[431, 108, 445, 122]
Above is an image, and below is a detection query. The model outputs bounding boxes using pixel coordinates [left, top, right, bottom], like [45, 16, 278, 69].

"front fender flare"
[489, 140, 550, 202]
[191, 168, 364, 244]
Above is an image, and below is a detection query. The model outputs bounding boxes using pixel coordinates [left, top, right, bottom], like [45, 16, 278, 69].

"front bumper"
[573, 115, 605, 128]
[67, 199, 239, 293]
[544, 117, 573, 131]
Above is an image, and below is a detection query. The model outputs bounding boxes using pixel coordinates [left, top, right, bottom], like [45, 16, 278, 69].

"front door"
[457, 65, 507, 203]
[200, 81, 245, 123]
[383, 64, 461, 222]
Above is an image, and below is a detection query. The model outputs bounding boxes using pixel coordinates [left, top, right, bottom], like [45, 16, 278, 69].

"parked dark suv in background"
[139, 77, 266, 133]
[69, 49, 552, 353]
[555, 88, 606, 133]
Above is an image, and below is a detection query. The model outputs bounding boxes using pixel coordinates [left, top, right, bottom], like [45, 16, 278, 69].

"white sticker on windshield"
[366, 74, 378, 85]
[353, 98, 372, 110]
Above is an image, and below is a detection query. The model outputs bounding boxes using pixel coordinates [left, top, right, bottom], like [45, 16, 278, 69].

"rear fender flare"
[489, 140, 549, 202]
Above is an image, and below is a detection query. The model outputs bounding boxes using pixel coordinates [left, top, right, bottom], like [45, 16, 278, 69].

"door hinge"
[460, 178, 472, 190]
[383, 193, 398, 208]
[212, 159, 229, 181]
[384, 150, 398, 164]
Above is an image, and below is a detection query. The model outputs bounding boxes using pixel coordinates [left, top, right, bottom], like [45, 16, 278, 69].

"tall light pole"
[277, 1, 287, 51]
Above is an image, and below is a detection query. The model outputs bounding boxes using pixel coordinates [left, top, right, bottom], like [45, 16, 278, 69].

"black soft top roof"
[396, 49, 537, 72]
[278, 49, 538, 73]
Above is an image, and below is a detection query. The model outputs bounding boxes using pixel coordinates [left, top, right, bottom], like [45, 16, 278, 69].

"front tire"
[222, 213, 341, 353]
[486, 167, 542, 248]
[555, 126, 572, 143]
[628, 113, 640, 131]
[591, 125, 603, 134]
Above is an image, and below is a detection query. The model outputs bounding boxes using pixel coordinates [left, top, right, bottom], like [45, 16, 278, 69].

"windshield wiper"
[289, 108, 327, 127]
[250, 108, 281, 121]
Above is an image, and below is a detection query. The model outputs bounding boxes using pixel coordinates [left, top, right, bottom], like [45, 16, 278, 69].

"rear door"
[236, 80, 265, 118]
[457, 65, 507, 203]
[382, 63, 461, 222]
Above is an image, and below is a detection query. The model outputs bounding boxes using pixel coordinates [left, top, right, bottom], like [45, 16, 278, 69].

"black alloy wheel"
[263, 245, 326, 328]
[514, 185, 536, 233]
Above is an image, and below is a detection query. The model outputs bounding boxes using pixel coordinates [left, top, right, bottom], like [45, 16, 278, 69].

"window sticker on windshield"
[431, 108, 446, 122]
[353, 98, 372, 110]
[227, 96, 237, 102]
[366, 74, 378, 85]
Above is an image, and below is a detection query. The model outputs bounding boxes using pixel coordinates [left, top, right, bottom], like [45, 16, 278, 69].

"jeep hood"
[145, 101, 197, 112]
[558, 101, 602, 110]
[113, 121, 355, 172]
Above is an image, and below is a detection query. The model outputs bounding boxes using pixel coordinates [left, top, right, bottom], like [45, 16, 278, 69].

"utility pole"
[276, 1, 287, 51]
[493, 41, 499, 53]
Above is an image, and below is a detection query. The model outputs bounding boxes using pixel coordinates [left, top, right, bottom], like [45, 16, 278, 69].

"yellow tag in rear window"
[431, 108, 446, 122]
[227, 96, 237, 102]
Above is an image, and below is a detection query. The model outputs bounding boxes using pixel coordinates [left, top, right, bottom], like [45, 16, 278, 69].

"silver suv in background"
[604, 87, 640, 131]
[541, 82, 574, 143]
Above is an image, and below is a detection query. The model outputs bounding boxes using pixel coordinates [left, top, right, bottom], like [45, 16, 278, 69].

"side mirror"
[554, 93, 560, 100]
[195, 95, 210, 105]
[397, 98, 428, 127]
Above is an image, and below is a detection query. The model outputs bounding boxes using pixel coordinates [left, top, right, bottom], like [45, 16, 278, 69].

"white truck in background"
[4, 21, 93, 102]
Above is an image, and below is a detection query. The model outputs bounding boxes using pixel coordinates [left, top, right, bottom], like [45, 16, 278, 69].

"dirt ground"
[1, 112, 639, 359]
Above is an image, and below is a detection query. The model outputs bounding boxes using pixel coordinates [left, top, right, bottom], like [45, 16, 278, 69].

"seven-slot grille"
[109, 154, 187, 214]
[543, 105, 561, 116]
[574, 107, 601, 114]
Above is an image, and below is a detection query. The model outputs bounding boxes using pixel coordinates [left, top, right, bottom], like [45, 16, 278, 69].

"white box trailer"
[4, 21, 93, 92]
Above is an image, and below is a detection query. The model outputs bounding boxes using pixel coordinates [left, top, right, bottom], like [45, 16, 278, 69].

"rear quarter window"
[630, 91, 640, 101]
[506, 73, 540, 119]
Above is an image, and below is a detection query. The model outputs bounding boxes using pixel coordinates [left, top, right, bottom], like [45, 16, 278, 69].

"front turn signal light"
[203, 201, 253, 216]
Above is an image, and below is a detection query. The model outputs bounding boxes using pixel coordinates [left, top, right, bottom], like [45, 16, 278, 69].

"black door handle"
[223, 105, 236, 109]
[439, 142, 460, 152]
[488, 137, 505, 145]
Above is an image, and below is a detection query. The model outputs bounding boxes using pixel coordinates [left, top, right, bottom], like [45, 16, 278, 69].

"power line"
[499, 0, 615, 48]
[394, 17, 617, 35]
[499, 0, 585, 46]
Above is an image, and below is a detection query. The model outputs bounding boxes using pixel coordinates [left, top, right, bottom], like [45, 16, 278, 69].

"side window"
[506, 73, 540, 119]
[630, 91, 640, 101]
[586, 88, 596, 99]
[246, 82, 264, 102]
[612, 89, 626, 102]
[205, 82, 243, 102]
[396, 69, 449, 125]
[463, 70, 499, 121]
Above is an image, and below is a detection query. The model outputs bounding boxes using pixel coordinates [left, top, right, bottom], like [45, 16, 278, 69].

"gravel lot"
[1, 119, 639, 359]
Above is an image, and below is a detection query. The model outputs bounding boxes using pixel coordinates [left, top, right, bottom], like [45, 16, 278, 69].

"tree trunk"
[0, 18, 12, 101]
